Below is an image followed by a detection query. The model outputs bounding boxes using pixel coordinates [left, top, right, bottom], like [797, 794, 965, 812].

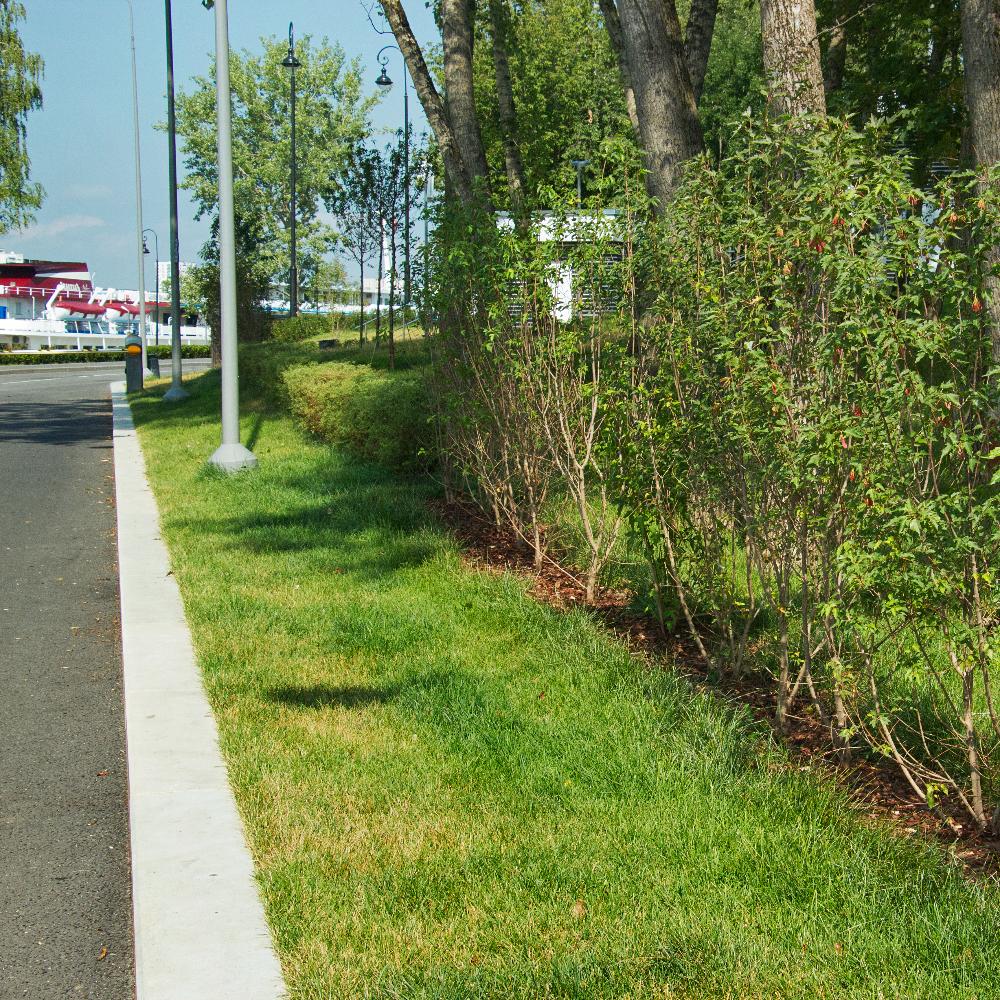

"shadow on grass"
[268, 683, 400, 709]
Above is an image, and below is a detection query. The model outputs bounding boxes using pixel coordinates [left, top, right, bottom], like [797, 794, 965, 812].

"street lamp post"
[206, 0, 257, 473]
[375, 45, 410, 306]
[125, 0, 150, 377]
[143, 228, 159, 346]
[162, 0, 188, 401]
[282, 24, 301, 318]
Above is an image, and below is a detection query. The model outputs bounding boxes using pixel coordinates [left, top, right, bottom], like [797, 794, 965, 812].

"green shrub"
[271, 314, 333, 343]
[271, 312, 360, 343]
[282, 361, 431, 471]
[0, 344, 211, 365]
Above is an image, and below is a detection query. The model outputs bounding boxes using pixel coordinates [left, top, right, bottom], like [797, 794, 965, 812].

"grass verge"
[130, 368, 1000, 1000]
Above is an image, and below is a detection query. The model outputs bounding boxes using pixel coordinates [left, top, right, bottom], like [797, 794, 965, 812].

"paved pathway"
[0, 362, 205, 998]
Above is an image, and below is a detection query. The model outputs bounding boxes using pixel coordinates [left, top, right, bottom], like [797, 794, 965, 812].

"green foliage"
[131, 356, 1000, 999]
[173, 33, 375, 293]
[0, 345, 210, 365]
[282, 361, 431, 471]
[427, 109, 1000, 828]
[817, 0, 965, 176]
[271, 314, 336, 343]
[0, 0, 42, 233]
[473, 0, 636, 208]
[691, 0, 765, 154]
[623, 114, 1000, 825]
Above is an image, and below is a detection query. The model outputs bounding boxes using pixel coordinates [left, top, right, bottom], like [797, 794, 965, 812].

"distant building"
[156, 259, 194, 293]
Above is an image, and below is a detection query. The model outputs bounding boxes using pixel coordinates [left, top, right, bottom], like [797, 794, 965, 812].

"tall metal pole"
[163, 0, 188, 401]
[285, 23, 299, 318]
[208, 0, 257, 473]
[126, 0, 150, 376]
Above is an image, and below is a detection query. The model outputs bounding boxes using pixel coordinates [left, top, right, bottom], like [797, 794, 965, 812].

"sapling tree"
[333, 146, 380, 342]
[174, 33, 374, 303]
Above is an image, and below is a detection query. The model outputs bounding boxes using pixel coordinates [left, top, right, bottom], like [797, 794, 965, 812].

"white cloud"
[14, 213, 106, 241]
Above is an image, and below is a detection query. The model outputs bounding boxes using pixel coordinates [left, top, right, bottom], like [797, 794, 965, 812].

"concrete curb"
[111, 382, 287, 1000]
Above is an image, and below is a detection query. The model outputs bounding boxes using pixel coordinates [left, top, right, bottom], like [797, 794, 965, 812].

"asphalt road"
[0, 361, 206, 999]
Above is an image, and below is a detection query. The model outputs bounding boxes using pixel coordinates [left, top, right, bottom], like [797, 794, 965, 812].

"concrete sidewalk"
[112, 382, 286, 1000]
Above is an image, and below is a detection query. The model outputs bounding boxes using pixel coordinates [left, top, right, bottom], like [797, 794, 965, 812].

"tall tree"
[475, 0, 636, 204]
[0, 0, 42, 233]
[442, 0, 492, 197]
[487, 0, 527, 217]
[961, 0, 1000, 168]
[821, 0, 851, 96]
[597, 0, 641, 132]
[759, 0, 826, 115]
[333, 146, 380, 342]
[816, 0, 964, 174]
[174, 34, 373, 301]
[379, 0, 481, 205]
[960, 0, 1000, 365]
[614, 0, 704, 208]
[685, 0, 720, 103]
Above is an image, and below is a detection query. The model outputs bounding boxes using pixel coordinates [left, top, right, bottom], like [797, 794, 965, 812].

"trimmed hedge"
[271, 312, 359, 343]
[0, 344, 211, 365]
[282, 361, 431, 472]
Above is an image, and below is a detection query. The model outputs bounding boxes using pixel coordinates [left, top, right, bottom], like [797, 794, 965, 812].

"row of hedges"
[0, 344, 212, 365]
[282, 361, 431, 472]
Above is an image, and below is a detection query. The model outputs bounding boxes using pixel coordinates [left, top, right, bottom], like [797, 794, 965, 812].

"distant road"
[0, 359, 205, 998]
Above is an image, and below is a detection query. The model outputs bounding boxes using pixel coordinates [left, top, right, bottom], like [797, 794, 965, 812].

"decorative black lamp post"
[282, 23, 302, 317]
[375, 45, 410, 306]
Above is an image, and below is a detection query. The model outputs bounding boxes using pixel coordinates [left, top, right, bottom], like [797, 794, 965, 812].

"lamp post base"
[163, 384, 189, 402]
[208, 442, 258, 474]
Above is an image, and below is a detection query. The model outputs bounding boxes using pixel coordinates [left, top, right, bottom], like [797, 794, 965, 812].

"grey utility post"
[162, 0, 188, 402]
[207, 0, 257, 473]
[126, 0, 152, 377]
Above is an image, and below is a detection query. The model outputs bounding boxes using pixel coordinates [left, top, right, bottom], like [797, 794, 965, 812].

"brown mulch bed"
[431, 497, 1000, 879]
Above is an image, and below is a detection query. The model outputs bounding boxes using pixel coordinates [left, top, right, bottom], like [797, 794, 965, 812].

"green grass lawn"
[131, 369, 1000, 1000]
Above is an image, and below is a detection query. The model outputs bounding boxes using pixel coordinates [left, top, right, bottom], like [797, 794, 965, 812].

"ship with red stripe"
[0, 250, 208, 352]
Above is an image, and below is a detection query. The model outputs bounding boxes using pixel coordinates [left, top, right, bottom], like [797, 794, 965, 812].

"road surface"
[0, 361, 205, 998]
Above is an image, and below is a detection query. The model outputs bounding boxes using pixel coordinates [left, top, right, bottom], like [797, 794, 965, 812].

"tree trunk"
[823, 21, 847, 95]
[442, 0, 492, 200]
[597, 0, 641, 134]
[359, 244, 365, 344]
[759, 0, 827, 115]
[960, 0, 1000, 367]
[822, 0, 851, 96]
[487, 0, 527, 217]
[615, 0, 704, 210]
[379, 0, 475, 203]
[685, 0, 719, 104]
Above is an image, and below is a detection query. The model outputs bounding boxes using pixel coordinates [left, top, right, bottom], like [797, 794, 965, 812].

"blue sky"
[13, 0, 436, 288]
